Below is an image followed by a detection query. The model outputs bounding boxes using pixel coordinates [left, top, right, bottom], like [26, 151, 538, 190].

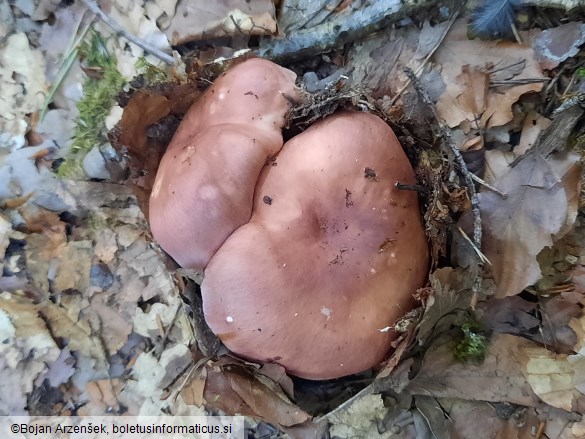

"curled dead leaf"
[481, 151, 582, 298]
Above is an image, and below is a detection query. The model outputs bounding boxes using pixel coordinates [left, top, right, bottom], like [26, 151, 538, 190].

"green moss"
[454, 322, 487, 364]
[135, 56, 170, 84]
[57, 32, 125, 178]
[86, 211, 107, 236]
[576, 67, 585, 79]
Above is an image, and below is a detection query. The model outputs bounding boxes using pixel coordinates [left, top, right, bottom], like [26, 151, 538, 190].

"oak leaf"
[481, 151, 581, 298]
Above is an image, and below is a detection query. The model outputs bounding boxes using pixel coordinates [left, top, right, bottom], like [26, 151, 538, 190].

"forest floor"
[1, 0, 585, 438]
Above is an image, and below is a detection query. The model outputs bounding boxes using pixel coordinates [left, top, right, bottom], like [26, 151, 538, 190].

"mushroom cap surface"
[202, 111, 429, 380]
[149, 59, 299, 268]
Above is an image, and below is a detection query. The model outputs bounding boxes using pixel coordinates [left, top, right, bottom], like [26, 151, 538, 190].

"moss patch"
[57, 32, 125, 178]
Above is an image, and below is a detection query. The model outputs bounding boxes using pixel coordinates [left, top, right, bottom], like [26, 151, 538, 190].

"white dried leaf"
[0, 33, 46, 150]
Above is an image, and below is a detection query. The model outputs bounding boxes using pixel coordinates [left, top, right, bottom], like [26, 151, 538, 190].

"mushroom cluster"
[150, 59, 429, 380]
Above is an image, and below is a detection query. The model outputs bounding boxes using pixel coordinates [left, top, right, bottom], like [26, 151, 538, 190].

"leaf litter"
[2, 0, 585, 438]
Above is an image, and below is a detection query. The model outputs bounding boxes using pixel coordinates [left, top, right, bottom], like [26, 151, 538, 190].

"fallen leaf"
[166, 0, 276, 45]
[413, 395, 454, 439]
[0, 33, 46, 150]
[481, 295, 580, 354]
[78, 379, 124, 416]
[181, 368, 206, 408]
[415, 268, 474, 348]
[53, 240, 93, 293]
[514, 340, 583, 411]
[532, 22, 585, 70]
[0, 214, 11, 261]
[327, 392, 396, 438]
[227, 369, 310, 427]
[456, 65, 490, 120]
[110, 86, 201, 214]
[406, 334, 540, 407]
[481, 151, 581, 298]
[38, 302, 106, 364]
[435, 20, 544, 129]
[514, 111, 552, 159]
[0, 298, 60, 415]
[44, 347, 76, 388]
[442, 398, 576, 439]
[203, 364, 311, 429]
[348, 21, 450, 100]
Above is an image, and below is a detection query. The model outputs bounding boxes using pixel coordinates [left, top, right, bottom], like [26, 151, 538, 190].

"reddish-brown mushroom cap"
[149, 59, 299, 268]
[202, 111, 428, 380]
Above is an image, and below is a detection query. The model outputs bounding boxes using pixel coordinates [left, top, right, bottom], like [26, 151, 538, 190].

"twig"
[80, 0, 174, 65]
[254, 0, 438, 62]
[469, 173, 508, 198]
[395, 181, 427, 194]
[404, 67, 483, 301]
[490, 78, 549, 87]
[40, 13, 94, 121]
[457, 226, 491, 266]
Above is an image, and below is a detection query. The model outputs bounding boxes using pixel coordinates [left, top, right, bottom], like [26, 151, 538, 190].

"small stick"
[404, 67, 483, 300]
[469, 173, 508, 198]
[395, 181, 427, 194]
[80, 0, 174, 65]
[457, 227, 491, 266]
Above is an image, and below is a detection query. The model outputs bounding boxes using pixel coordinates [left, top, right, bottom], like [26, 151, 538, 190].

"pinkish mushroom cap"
[149, 58, 299, 268]
[202, 111, 429, 380]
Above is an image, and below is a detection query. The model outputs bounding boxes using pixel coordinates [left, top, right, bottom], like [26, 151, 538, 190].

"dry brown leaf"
[481, 295, 579, 354]
[435, 20, 544, 129]
[53, 240, 93, 293]
[227, 370, 310, 427]
[204, 366, 311, 429]
[166, 0, 276, 45]
[0, 214, 11, 262]
[0, 298, 60, 415]
[327, 393, 396, 439]
[38, 302, 106, 364]
[456, 65, 490, 120]
[481, 151, 581, 298]
[532, 22, 585, 70]
[413, 395, 455, 439]
[444, 398, 577, 439]
[204, 368, 256, 417]
[77, 379, 124, 416]
[111, 86, 202, 216]
[83, 293, 133, 354]
[0, 33, 46, 149]
[406, 334, 540, 407]
[348, 20, 451, 100]
[513, 337, 585, 412]
[181, 368, 207, 407]
[514, 111, 551, 158]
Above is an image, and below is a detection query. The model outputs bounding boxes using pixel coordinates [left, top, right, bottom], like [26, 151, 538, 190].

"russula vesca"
[149, 59, 428, 379]
[149, 58, 299, 268]
[201, 111, 428, 380]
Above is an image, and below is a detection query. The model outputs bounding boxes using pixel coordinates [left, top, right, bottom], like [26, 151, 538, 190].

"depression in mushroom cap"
[148, 59, 429, 380]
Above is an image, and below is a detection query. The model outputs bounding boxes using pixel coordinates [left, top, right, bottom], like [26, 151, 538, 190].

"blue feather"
[471, 0, 521, 38]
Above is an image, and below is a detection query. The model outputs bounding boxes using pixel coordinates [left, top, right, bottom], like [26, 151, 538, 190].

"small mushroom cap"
[149, 59, 299, 268]
[202, 111, 429, 380]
